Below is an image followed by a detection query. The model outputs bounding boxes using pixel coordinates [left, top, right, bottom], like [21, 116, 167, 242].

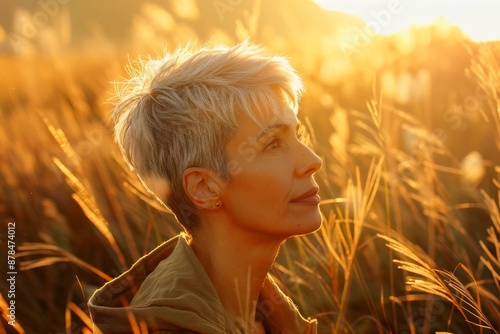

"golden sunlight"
[312, 0, 500, 42]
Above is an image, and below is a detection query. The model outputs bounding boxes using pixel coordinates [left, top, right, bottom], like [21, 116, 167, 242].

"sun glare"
[312, 0, 500, 42]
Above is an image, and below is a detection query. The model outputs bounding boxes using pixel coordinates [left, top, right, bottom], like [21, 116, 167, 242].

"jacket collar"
[89, 233, 317, 333]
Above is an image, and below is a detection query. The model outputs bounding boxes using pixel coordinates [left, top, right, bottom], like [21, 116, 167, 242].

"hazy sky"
[313, 0, 500, 41]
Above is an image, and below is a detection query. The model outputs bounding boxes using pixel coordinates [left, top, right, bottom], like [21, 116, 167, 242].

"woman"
[88, 41, 322, 333]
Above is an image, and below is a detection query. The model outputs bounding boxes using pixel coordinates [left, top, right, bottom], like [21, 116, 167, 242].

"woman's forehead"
[231, 107, 297, 142]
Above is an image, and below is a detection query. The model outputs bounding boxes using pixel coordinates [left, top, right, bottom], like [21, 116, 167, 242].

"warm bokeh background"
[1, 0, 499, 333]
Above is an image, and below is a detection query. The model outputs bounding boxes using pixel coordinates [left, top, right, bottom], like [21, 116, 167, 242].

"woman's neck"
[189, 220, 283, 332]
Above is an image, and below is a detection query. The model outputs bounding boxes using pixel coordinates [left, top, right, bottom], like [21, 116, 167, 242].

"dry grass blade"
[127, 312, 149, 334]
[478, 187, 500, 293]
[18, 243, 112, 281]
[480, 189, 500, 234]
[40, 112, 82, 169]
[53, 157, 127, 268]
[68, 302, 93, 331]
[378, 234, 436, 269]
[331, 156, 384, 332]
[466, 43, 500, 151]
[437, 268, 495, 330]
[380, 234, 498, 333]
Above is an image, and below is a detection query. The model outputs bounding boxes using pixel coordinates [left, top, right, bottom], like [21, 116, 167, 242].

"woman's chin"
[305, 219, 323, 234]
[292, 212, 323, 236]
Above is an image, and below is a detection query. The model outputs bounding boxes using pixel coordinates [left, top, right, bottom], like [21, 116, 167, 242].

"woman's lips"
[290, 188, 320, 204]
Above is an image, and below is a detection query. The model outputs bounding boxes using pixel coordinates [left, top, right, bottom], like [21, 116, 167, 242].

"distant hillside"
[0, 0, 363, 51]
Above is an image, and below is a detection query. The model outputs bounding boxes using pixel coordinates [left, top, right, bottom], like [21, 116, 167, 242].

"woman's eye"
[265, 138, 280, 150]
[296, 124, 304, 141]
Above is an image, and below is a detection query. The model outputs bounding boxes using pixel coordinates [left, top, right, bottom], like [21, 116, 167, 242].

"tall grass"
[1, 4, 499, 333]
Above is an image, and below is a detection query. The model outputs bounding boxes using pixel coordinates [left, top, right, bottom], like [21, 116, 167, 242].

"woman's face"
[219, 108, 323, 238]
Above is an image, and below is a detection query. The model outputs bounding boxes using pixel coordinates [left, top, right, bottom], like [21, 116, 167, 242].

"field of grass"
[0, 3, 499, 333]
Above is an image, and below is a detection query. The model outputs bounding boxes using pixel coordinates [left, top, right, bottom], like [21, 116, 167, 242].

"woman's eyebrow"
[255, 123, 290, 141]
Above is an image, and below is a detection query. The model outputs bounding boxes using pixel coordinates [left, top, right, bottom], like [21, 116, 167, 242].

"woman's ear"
[182, 167, 225, 210]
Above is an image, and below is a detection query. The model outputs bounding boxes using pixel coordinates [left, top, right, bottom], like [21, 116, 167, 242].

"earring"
[215, 202, 221, 208]
[209, 204, 213, 208]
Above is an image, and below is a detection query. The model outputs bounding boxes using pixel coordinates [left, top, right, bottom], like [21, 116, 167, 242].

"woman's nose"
[296, 142, 323, 177]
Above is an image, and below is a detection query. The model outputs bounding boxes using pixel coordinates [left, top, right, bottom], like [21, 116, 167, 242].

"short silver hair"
[112, 41, 304, 231]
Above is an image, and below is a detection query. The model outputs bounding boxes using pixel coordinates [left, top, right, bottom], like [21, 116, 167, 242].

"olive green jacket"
[88, 233, 317, 333]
